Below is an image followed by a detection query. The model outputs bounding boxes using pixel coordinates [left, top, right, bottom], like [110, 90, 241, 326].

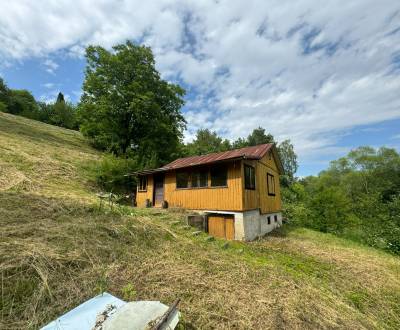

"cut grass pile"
[1, 112, 400, 329]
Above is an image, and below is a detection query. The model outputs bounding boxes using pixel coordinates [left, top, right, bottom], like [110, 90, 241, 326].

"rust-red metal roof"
[164, 143, 273, 170]
[133, 143, 282, 175]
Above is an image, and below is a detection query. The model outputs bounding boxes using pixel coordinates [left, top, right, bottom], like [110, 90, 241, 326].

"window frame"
[244, 164, 256, 190]
[138, 176, 147, 192]
[210, 165, 228, 187]
[267, 173, 276, 196]
[176, 170, 190, 189]
[191, 168, 208, 188]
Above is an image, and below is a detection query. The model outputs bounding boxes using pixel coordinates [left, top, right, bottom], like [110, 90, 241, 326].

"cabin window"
[267, 173, 276, 196]
[274, 215, 278, 222]
[244, 164, 255, 190]
[267, 216, 271, 224]
[191, 169, 208, 188]
[210, 165, 228, 187]
[138, 176, 147, 191]
[176, 171, 190, 189]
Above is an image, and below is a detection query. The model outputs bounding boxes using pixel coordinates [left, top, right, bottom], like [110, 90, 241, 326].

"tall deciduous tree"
[78, 41, 186, 167]
[185, 129, 231, 155]
[278, 139, 298, 184]
[246, 127, 275, 145]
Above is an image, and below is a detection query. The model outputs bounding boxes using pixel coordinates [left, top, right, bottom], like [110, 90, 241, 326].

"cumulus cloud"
[0, 0, 399, 160]
[43, 59, 59, 74]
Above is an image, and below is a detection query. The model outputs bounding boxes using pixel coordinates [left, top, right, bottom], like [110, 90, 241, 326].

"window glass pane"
[192, 169, 208, 188]
[244, 165, 255, 189]
[267, 173, 275, 195]
[176, 171, 189, 188]
[138, 176, 147, 191]
[210, 165, 227, 187]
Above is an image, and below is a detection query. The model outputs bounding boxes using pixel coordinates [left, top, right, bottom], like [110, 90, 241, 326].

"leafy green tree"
[8, 90, 39, 119]
[78, 41, 186, 167]
[246, 127, 275, 145]
[185, 129, 231, 155]
[0, 78, 10, 106]
[289, 146, 400, 254]
[278, 139, 298, 185]
[0, 101, 7, 113]
[51, 92, 77, 129]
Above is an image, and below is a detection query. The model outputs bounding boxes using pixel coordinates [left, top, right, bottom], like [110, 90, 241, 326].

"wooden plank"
[225, 216, 235, 240]
[208, 215, 226, 239]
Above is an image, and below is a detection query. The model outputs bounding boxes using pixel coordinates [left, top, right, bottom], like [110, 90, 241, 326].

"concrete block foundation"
[193, 209, 283, 241]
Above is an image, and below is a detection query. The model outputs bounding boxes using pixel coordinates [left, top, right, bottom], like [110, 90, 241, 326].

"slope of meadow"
[1, 112, 399, 329]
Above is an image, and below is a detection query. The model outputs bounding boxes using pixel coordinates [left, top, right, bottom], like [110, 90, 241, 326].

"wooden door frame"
[153, 173, 165, 206]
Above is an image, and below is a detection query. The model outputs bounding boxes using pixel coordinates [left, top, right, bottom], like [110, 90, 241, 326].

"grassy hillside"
[1, 112, 400, 329]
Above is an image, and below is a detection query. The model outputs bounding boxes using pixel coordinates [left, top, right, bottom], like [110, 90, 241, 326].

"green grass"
[1, 112, 400, 329]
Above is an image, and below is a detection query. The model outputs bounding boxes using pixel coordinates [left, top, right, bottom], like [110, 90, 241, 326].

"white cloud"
[43, 59, 59, 74]
[0, 0, 400, 161]
[42, 82, 55, 89]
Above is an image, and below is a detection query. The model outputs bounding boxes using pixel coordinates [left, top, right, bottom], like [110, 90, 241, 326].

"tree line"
[0, 79, 78, 129]
[285, 146, 400, 254]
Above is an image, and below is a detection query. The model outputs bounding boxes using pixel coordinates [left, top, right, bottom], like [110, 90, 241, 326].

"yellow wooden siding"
[257, 160, 282, 213]
[136, 152, 281, 213]
[243, 153, 282, 213]
[136, 175, 153, 207]
[164, 160, 243, 211]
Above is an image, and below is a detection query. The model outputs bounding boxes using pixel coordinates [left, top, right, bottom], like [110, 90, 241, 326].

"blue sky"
[1, 1, 400, 177]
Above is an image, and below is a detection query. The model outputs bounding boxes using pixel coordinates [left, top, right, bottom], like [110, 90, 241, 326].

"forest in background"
[1, 41, 399, 254]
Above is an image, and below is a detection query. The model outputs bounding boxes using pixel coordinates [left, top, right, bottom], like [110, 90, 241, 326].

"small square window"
[176, 171, 190, 189]
[138, 176, 147, 191]
[274, 215, 278, 222]
[210, 165, 228, 187]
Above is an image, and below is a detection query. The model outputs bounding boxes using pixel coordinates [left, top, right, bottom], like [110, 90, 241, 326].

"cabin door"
[153, 174, 164, 207]
[208, 215, 235, 240]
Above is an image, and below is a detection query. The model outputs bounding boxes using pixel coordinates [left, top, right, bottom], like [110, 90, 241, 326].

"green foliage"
[8, 89, 40, 119]
[286, 146, 400, 254]
[246, 127, 275, 146]
[0, 77, 77, 130]
[0, 101, 7, 113]
[77, 41, 186, 167]
[121, 283, 137, 301]
[278, 139, 298, 185]
[184, 128, 231, 155]
[91, 154, 137, 193]
[51, 94, 77, 129]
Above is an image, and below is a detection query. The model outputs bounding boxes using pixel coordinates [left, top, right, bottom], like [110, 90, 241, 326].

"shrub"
[92, 154, 138, 194]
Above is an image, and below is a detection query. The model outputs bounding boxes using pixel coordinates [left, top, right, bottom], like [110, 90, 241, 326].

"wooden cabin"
[135, 143, 284, 241]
